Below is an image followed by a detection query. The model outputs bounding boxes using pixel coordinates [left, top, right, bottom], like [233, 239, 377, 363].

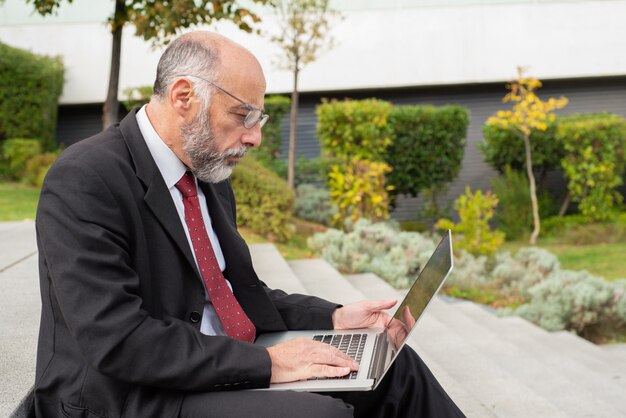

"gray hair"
[152, 36, 220, 107]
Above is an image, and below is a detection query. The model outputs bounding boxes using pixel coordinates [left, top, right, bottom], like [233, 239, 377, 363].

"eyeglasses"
[179, 74, 269, 129]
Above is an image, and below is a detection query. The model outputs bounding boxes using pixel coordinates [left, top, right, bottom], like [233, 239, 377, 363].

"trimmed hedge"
[231, 156, 295, 242]
[479, 121, 563, 175]
[385, 105, 468, 197]
[1, 138, 42, 180]
[556, 113, 626, 221]
[0, 41, 64, 150]
[317, 99, 392, 160]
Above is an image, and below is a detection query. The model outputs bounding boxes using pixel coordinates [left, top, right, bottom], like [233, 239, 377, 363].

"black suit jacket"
[34, 109, 339, 418]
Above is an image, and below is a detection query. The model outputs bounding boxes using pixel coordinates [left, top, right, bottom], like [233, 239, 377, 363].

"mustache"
[221, 147, 248, 159]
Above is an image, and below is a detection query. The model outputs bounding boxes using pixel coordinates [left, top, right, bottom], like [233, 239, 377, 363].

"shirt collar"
[135, 105, 188, 189]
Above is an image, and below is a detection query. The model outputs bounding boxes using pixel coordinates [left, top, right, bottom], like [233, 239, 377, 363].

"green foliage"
[0, 42, 64, 150]
[542, 213, 626, 245]
[121, 85, 153, 111]
[556, 113, 626, 221]
[385, 105, 469, 197]
[231, 156, 295, 242]
[317, 99, 393, 161]
[1, 139, 42, 180]
[294, 184, 336, 225]
[435, 186, 505, 256]
[24, 151, 59, 187]
[294, 156, 336, 186]
[28, 0, 269, 44]
[308, 219, 437, 288]
[480, 122, 562, 174]
[491, 166, 557, 240]
[249, 95, 291, 173]
[328, 157, 393, 228]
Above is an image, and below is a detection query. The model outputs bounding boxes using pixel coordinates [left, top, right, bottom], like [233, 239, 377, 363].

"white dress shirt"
[136, 105, 228, 336]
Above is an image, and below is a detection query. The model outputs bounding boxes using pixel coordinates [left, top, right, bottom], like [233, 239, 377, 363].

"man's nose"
[242, 124, 262, 148]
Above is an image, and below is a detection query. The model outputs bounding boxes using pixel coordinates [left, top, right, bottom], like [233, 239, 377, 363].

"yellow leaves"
[487, 69, 568, 137]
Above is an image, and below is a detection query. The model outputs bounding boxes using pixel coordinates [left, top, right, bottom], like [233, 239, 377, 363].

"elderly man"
[34, 31, 464, 418]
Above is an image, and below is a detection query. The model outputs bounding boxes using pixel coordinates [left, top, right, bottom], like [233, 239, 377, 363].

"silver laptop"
[254, 230, 453, 392]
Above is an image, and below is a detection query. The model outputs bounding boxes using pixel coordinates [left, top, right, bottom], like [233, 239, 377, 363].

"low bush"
[294, 184, 336, 226]
[231, 156, 295, 242]
[328, 157, 393, 228]
[557, 113, 626, 221]
[308, 219, 437, 288]
[435, 186, 505, 256]
[24, 151, 59, 187]
[1, 138, 42, 180]
[542, 213, 626, 244]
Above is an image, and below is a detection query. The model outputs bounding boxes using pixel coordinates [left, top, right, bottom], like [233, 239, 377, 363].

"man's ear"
[169, 78, 197, 116]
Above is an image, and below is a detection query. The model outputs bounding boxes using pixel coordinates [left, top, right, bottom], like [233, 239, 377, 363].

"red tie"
[176, 172, 256, 343]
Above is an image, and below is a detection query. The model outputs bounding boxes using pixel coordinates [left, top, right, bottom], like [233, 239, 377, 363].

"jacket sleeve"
[37, 157, 272, 391]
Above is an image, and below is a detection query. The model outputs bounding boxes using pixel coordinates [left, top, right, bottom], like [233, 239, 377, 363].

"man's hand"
[266, 337, 360, 383]
[332, 299, 397, 330]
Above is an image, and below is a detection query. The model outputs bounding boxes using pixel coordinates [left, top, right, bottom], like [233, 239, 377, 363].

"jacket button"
[189, 311, 201, 323]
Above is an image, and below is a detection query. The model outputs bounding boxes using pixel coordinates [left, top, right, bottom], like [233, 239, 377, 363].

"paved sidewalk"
[0, 221, 39, 416]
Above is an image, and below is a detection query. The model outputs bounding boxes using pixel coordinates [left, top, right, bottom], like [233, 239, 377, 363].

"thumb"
[366, 299, 397, 311]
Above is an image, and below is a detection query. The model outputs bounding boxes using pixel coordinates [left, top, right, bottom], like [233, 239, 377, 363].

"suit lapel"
[119, 110, 199, 277]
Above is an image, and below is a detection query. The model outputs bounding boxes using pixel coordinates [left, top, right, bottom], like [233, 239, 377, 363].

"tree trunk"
[524, 134, 541, 245]
[558, 191, 571, 217]
[102, 0, 125, 129]
[287, 66, 299, 190]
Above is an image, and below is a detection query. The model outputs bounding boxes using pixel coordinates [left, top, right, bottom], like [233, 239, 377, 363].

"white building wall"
[1, 0, 625, 104]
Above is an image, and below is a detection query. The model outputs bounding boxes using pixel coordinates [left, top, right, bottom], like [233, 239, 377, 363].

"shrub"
[556, 113, 626, 221]
[479, 122, 562, 175]
[308, 219, 437, 288]
[542, 213, 626, 244]
[328, 157, 393, 228]
[294, 184, 336, 225]
[0, 41, 64, 150]
[316, 99, 392, 161]
[491, 166, 557, 240]
[435, 186, 505, 256]
[231, 156, 295, 242]
[385, 105, 469, 198]
[24, 151, 59, 187]
[514, 271, 626, 342]
[1, 139, 42, 180]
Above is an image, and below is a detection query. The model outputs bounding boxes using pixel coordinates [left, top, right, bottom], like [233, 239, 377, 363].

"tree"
[487, 67, 568, 245]
[270, 0, 341, 189]
[26, 0, 268, 129]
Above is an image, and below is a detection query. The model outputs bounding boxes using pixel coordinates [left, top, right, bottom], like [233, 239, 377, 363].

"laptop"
[254, 230, 453, 392]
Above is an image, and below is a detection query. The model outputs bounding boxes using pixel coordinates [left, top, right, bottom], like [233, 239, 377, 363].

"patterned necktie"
[175, 171, 256, 343]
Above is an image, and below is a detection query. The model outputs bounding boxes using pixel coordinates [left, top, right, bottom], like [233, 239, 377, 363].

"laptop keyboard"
[311, 333, 367, 380]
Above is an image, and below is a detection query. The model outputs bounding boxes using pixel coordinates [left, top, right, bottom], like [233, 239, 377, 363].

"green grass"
[502, 240, 626, 281]
[0, 182, 40, 221]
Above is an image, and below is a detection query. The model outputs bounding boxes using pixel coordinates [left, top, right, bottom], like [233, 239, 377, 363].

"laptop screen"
[383, 230, 453, 362]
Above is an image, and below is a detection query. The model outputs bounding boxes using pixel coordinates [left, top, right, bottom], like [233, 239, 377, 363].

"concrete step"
[458, 301, 626, 377]
[0, 252, 39, 417]
[287, 259, 366, 305]
[349, 275, 626, 417]
[289, 266, 555, 417]
[248, 244, 308, 295]
[346, 273, 625, 417]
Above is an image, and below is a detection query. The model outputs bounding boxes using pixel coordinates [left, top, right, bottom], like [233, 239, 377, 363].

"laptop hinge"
[367, 332, 388, 380]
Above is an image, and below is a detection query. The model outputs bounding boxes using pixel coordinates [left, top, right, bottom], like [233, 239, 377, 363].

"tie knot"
[175, 171, 197, 198]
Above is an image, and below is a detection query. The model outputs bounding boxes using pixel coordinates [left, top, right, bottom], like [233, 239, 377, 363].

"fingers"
[402, 305, 417, 327]
[365, 299, 397, 311]
[267, 338, 359, 383]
